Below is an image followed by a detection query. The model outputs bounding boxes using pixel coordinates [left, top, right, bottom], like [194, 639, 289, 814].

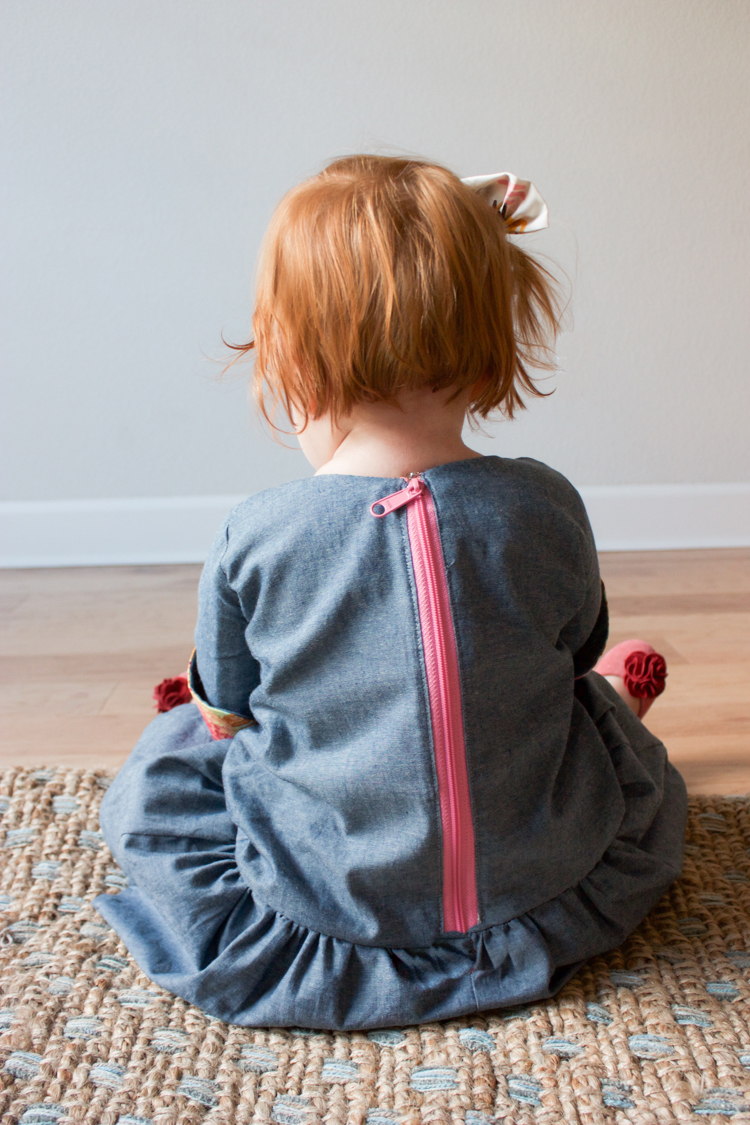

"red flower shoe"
[593, 639, 667, 719]
[153, 674, 192, 713]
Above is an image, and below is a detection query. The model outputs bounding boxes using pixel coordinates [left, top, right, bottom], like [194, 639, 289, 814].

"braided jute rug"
[2, 772, 750, 1124]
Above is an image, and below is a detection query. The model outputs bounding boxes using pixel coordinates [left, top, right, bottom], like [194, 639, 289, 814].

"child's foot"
[593, 639, 667, 719]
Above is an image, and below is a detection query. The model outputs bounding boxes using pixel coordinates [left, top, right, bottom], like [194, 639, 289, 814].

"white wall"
[2, 0, 749, 563]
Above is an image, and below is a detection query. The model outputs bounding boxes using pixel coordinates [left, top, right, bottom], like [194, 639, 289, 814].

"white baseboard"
[579, 482, 750, 551]
[0, 495, 246, 568]
[1, 483, 749, 567]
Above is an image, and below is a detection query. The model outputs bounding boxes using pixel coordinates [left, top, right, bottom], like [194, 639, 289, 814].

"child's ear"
[288, 391, 326, 432]
[287, 401, 308, 433]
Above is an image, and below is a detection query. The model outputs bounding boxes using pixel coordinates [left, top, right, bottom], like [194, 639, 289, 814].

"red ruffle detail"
[153, 674, 192, 712]
[623, 651, 667, 699]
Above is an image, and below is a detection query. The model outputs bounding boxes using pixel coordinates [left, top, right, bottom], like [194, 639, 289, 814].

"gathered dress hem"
[95, 702, 686, 1030]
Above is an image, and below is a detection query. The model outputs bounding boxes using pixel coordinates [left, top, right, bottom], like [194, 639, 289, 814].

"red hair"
[230, 155, 561, 428]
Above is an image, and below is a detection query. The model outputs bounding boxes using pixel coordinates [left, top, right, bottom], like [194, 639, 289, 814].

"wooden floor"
[1, 550, 748, 794]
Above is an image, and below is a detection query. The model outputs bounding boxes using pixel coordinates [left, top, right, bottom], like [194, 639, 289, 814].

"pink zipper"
[371, 477, 478, 933]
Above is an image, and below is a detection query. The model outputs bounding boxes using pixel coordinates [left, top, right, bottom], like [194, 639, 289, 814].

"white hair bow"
[461, 173, 548, 233]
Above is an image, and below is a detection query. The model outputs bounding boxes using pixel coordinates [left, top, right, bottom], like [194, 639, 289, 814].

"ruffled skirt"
[95, 676, 687, 1030]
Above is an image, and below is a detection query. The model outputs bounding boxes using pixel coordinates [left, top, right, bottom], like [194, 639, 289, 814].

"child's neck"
[301, 388, 483, 478]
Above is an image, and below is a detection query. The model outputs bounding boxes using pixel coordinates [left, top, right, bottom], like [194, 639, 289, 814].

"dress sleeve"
[569, 581, 609, 677]
[553, 484, 609, 678]
[191, 518, 261, 738]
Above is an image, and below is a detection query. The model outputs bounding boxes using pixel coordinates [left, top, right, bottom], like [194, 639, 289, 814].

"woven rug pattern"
[2, 770, 750, 1124]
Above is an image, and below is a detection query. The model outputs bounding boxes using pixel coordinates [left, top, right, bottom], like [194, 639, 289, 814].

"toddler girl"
[96, 156, 687, 1030]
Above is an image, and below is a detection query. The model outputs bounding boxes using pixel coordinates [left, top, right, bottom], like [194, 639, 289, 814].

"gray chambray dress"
[95, 456, 687, 1030]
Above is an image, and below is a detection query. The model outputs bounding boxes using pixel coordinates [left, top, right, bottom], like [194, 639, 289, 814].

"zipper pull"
[370, 476, 424, 518]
